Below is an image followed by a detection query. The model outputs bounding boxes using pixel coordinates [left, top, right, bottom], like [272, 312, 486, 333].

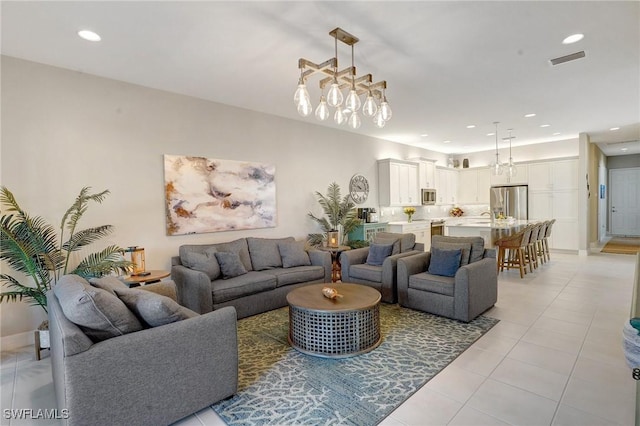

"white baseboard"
[1, 331, 34, 351]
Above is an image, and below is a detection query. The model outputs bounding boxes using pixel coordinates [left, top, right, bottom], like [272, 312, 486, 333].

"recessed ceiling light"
[562, 33, 584, 44]
[443, 140, 451, 144]
[420, 133, 429, 137]
[621, 147, 629, 151]
[466, 125, 476, 129]
[540, 124, 550, 128]
[486, 132, 495, 136]
[78, 30, 101, 42]
[524, 113, 536, 118]
[553, 132, 561, 136]
[610, 127, 620, 131]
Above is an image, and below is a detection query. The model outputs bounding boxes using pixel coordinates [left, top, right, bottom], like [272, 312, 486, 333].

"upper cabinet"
[378, 159, 420, 206]
[435, 167, 458, 205]
[528, 159, 578, 191]
[417, 160, 436, 189]
[458, 168, 491, 204]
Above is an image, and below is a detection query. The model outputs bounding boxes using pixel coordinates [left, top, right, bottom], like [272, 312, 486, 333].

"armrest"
[340, 247, 370, 283]
[379, 251, 422, 303]
[483, 248, 497, 259]
[171, 264, 213, 313]
[397, 252, 431, 305]
[308, 249, 332, 282]
[62, 307, 238, 425]
[139, 280, 178, 301]
[414, 242, 425, 252]
[453, 257, 498, 321]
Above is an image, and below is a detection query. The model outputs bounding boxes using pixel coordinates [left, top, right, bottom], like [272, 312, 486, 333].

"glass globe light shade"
[345, 89, 361, 112]
[373, 110, 386, 128]
[506, 160, 517, 177]
[326, 82, 343, 107]
[362, 94, 377, 117]
[297, 100, 313, 117]
[294, 83, 310, 107]
[334, 106, 347, 125]
[380, 100, 392, 121]
[348, 111, 362, 129]
[315, 96, 329, 121]
[490, 160, 504, 176]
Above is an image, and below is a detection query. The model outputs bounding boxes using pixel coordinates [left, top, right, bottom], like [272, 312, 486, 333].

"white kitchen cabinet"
[458, 168, 491, 204]
[435, 167, 458, 205]
[418, 160, 436, 189]
[528, 159, 578, 191]
[378, 159, 420, 206]
[386, 222, 431, 251]
[489, 164, 528, 186]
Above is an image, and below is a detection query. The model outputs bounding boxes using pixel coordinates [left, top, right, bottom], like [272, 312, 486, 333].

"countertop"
[446, 219, 537, 229]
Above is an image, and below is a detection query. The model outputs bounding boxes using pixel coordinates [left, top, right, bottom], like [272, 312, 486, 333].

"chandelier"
[504, 128, 517, 178]
[490, 121, 504, 176]
[294, 28, 392, 129]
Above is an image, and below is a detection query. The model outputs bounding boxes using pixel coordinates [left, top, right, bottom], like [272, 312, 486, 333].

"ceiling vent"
[550, 51, 586, 66]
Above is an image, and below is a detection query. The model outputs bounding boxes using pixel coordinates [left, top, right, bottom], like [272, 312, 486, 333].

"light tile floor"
[1, 251, 636, 426]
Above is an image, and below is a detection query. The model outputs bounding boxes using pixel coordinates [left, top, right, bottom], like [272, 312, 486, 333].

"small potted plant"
[403, 207, 416, 223]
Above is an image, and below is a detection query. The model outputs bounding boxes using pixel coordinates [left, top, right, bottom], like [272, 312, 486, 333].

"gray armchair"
[340, 232, 425, 303]
[48, 278, 238, 426]
[397, 236, 497, 322]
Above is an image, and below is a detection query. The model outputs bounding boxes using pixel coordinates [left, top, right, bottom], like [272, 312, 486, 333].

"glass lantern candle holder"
[125, 246, 146, 275]
[327, 230, 340, 248]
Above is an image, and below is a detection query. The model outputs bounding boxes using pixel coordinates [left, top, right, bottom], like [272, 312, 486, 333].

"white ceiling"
[2, 1, 639, 157]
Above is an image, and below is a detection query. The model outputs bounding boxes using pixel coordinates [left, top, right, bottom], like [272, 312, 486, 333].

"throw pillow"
[366, 243, 394, 266]
[278, 241, 311, 268]
[54, 274, 143, 342]
[373, 235, 401, 255]
[183, 248, 220, 280]
[428, 247, 463, 277]
[114, 287, 198, 327]
[89, 275, 128, 295]
[247, 237, 294, 270]
[432, 241, 472, 266]
[215, 251, 248, 279]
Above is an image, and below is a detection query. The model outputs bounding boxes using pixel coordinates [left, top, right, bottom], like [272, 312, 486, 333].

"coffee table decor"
[321, 286, 343, 299]
[211, 304, 498, 425]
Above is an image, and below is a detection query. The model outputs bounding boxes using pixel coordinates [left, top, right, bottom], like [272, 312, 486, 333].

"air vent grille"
[550, 51, 586, 66]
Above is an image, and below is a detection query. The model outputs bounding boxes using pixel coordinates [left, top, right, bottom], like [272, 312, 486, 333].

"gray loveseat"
[48, 274, 238, 426]
[171, 237, 332, 318]
[340, 232, 425, 303]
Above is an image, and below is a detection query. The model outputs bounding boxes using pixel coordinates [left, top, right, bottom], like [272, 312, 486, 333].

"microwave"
[421, 188, 437, 205]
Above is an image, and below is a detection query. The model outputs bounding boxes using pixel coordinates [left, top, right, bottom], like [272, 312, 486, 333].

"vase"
[407, 215, 413, 223]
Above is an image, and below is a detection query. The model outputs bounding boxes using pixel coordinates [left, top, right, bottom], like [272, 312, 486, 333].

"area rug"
[602, 237, 640, 254]
[212, 304, 498, 425]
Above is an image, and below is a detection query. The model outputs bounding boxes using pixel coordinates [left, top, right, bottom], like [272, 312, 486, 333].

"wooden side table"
[318, 245, 351, 283]
[121, 270, 170, 287]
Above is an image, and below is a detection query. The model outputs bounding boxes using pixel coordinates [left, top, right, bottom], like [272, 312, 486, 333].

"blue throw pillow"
[428, 247, 463, 277]
[366, 243, 394, 266]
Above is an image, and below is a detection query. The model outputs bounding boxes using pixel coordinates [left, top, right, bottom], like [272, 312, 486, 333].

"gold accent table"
[121, 270, 170, 287]
[317, 245, 351, 283]
[287, 283, 381, 358]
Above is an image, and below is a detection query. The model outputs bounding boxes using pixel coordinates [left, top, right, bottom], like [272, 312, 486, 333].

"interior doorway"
[609, 167, 640, 236]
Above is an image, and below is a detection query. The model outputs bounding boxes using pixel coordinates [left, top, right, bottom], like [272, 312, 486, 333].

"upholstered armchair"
[340, 232, 425, 303]
[397, 236, 497, 322]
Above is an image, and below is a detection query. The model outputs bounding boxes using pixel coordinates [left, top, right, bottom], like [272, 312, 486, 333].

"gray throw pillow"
[432, 241, 472, 266]
[248, 237, 294, 270]
[215, 251, 248, 279]
[428, 247, 463, 277]
[366, 243, 394, 266]
[183, 248, 220, 280]
[54, 274, 143, 342]
[89, 275, 128, 295]
[278, 241, 311, 268]
[114, 287, 198, 327]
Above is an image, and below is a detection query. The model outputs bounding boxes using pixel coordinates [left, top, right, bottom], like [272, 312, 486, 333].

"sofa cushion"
[247, 237, 295, 270]
[409, 272, 455, 296]
[114, 287, 198, 327]
[215, 252, 248, 279]
[182, 248, 220, 280]
[375, 232, 416, 253]
[350, 263, 383, 283]
[278, 241, 311, 268]
[54, 274, 143, 342]
[214, 238, 253, 271]
[212, 271, 277, 304]
[428, 247, 463, 277]
[432, 236, 485, 263]
[432, 241, 472, 266]
[89, 276, 127, 295]
[366, 243, 394, 266]
[263, 266, 325, 287]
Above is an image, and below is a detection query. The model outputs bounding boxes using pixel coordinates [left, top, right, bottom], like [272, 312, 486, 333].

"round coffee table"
[286, 283, 381, 358]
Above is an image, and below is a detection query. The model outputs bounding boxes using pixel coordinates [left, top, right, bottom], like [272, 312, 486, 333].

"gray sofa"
[397, 236, 497, 322]
[340, 232, 425, 303]
[48, 274, 238, 426]
[171, 237, 332, 318]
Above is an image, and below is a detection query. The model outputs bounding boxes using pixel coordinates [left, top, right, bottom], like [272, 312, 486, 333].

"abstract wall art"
[164, 154, 276, 235]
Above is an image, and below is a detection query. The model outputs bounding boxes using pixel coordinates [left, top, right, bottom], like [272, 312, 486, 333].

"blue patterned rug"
[212, 304, 498, 425]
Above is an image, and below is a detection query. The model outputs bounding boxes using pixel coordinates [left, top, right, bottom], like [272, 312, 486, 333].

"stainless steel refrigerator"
[490, 185, 528, 220]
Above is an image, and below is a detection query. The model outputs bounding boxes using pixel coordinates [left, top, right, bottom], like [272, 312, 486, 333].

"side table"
[121, 270, 170, 287]
[318, 245, 351, 283]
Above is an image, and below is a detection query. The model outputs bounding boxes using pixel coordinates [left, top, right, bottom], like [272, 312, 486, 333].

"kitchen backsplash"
[378, 204, 490, 222]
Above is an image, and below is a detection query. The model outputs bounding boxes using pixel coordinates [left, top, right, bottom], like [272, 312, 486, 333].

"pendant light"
[326, 35, 343, 108]
[490, 121, 504, 175]
[505, 128, 517, 178]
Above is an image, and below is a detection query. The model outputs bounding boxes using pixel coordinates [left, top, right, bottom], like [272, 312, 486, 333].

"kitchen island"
[445, 219, 536, 248]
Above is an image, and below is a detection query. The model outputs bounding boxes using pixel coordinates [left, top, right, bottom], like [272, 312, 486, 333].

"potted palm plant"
[307, 182, 361, 247]
[0, 186, 131, 353]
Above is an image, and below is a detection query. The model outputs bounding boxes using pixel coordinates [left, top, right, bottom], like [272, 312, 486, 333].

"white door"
[610, 168, 640, 236]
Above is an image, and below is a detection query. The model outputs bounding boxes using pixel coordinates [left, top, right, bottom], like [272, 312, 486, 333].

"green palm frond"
[0, 275, 48, 312]
[71, 245, 132, 278]
[307, 182, 361, 247]
[62, 225, 114, 253]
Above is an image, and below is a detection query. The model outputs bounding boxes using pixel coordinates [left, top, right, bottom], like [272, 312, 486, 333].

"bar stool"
[542, 219, 556, 262]
[495, 225, 534, 279]
[535, 221, 549, 264]
[527, 223, 543, 271]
